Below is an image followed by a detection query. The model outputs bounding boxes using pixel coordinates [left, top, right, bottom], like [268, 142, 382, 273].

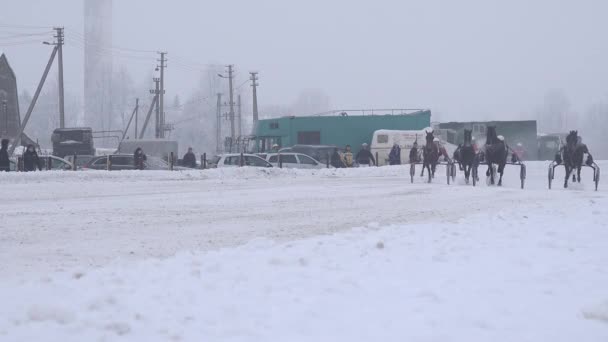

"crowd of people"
[0, 140, 43, 172]
[330, 143, 377, 168]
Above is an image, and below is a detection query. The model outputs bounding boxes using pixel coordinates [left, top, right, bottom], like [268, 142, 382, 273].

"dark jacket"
[409, 147, 420, 163]
[134, 148, 147, 170]
[330, 151, 344, 168]
[355, 148, 376, 166]
[23, 149, 41, 171]
[0, 140, 9, 172]
[182, 152, 197, 168]
[388, 145, 401, 165]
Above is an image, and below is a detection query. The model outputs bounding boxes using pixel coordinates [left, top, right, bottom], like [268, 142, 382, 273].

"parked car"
[278, 145, 337, 164]
[64, 154, 95, 170]
[81, 154, 189, 171]
[210, 154, 273, 168]
[265, 153, 324, 169]
[8, 155, 73, 171]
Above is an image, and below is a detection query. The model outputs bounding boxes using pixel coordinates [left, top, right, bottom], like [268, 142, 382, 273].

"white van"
[371, 129, 458, 166]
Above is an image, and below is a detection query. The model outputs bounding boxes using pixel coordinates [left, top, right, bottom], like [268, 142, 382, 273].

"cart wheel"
[451, 163, 456, 181]
[410, 164, 415, 183]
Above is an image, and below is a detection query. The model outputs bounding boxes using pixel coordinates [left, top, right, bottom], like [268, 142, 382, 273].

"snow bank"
[0, 161, 605, 191]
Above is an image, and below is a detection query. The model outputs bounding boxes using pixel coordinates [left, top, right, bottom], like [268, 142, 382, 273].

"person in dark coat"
[134, 147, 147, 170]
[182, 147, 197, 168]
[23, 144, 41, 171]
[330, 147, 344, 168]
[355, 143, 376, 166]
[409, 141, 420, 164]
[388, 143, 401, 165]
[0, 139, 10, 172]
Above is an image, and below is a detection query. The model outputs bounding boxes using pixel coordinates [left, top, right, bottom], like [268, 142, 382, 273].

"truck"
[51, 127, 95, 158]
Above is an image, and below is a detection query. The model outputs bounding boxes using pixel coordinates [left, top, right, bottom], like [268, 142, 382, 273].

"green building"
[253, 110, 431, 152]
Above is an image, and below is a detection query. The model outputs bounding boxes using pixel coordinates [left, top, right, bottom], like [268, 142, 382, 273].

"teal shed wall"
[255, 111, 431, 149]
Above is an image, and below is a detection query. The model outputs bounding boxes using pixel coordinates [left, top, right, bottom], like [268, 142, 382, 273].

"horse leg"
[577, 167, 582, 182]
[431, 163, 436, 179]
[426, 164, 432, 183]
[420, 164, 425, 177]
[564, 166, 571, 188]
[488, 164, 495, 185]
[498, 164, 505, 186]
[464, 164, 470, 184]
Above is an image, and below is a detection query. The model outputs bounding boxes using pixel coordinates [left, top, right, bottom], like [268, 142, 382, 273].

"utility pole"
[134, 98, 139, 139]
[152, 77, 160, 138]
[140, 80, 159, 139]
[237, 94, 242, 137]
[121, 99, 139, 142]
[216, 93, 222, 153]
[9, 45, 58, 155]
[250, 72, 259, 126]
[54, 27, 65, 128]
[227, 65, 235, 140]
[158, 52, 167, 138]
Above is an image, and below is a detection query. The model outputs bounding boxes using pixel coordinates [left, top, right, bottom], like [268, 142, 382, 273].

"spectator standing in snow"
[409, 141, 421, 164]
[23, 144, 41, 171]
[330, 147, 344, 168]
[0, 139, 9, 172]
[271, 144, 280, 153]
[356, 143, 376, 166]
[134, 147, 147, 170]
[434, 138, 450, 162]
[388, 143, 401, 165]
[182, 147, 197, 168]
[343, 145, 354, 167]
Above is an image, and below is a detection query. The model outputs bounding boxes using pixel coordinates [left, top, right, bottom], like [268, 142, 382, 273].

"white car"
[265, 153, 325, 169]
[210, 154, 273, 168]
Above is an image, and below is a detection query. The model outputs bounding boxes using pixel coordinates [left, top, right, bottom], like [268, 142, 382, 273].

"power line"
[0, 31, 54, 40]
[0, 23, 53, 30]
[0, 39, 45, 47]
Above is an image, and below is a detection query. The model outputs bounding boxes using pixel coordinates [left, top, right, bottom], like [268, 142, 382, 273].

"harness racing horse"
[483, 126, 508, 186]
[421, 131, 439, 183]
[560, 130, 593, 188]
[454, 129, 476, 184]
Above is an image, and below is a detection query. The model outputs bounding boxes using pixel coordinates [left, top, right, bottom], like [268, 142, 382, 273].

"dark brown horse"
[560, 130, 593, 188]
[483, 126, 508, 186]
[454, 129, 477, 184]
[421, 131, 439, 183]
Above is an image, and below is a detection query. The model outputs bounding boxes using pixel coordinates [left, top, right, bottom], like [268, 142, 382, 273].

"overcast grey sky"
[2, 0, 607, 120]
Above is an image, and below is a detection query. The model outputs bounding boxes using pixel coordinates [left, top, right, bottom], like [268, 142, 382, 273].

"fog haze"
[2, 0, 607, 126]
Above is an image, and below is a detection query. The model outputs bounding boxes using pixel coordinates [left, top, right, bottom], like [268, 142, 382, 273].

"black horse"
[421, 131, 439, 183]
[559, 130, 593, 188]
[482, 126, 508, 186]
[454, 129, 477, 184]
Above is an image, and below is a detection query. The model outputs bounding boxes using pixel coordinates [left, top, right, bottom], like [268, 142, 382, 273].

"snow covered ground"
[0, 162, 607, 341]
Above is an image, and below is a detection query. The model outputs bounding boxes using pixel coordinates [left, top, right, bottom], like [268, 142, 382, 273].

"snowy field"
[0, 161, 607, 341]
